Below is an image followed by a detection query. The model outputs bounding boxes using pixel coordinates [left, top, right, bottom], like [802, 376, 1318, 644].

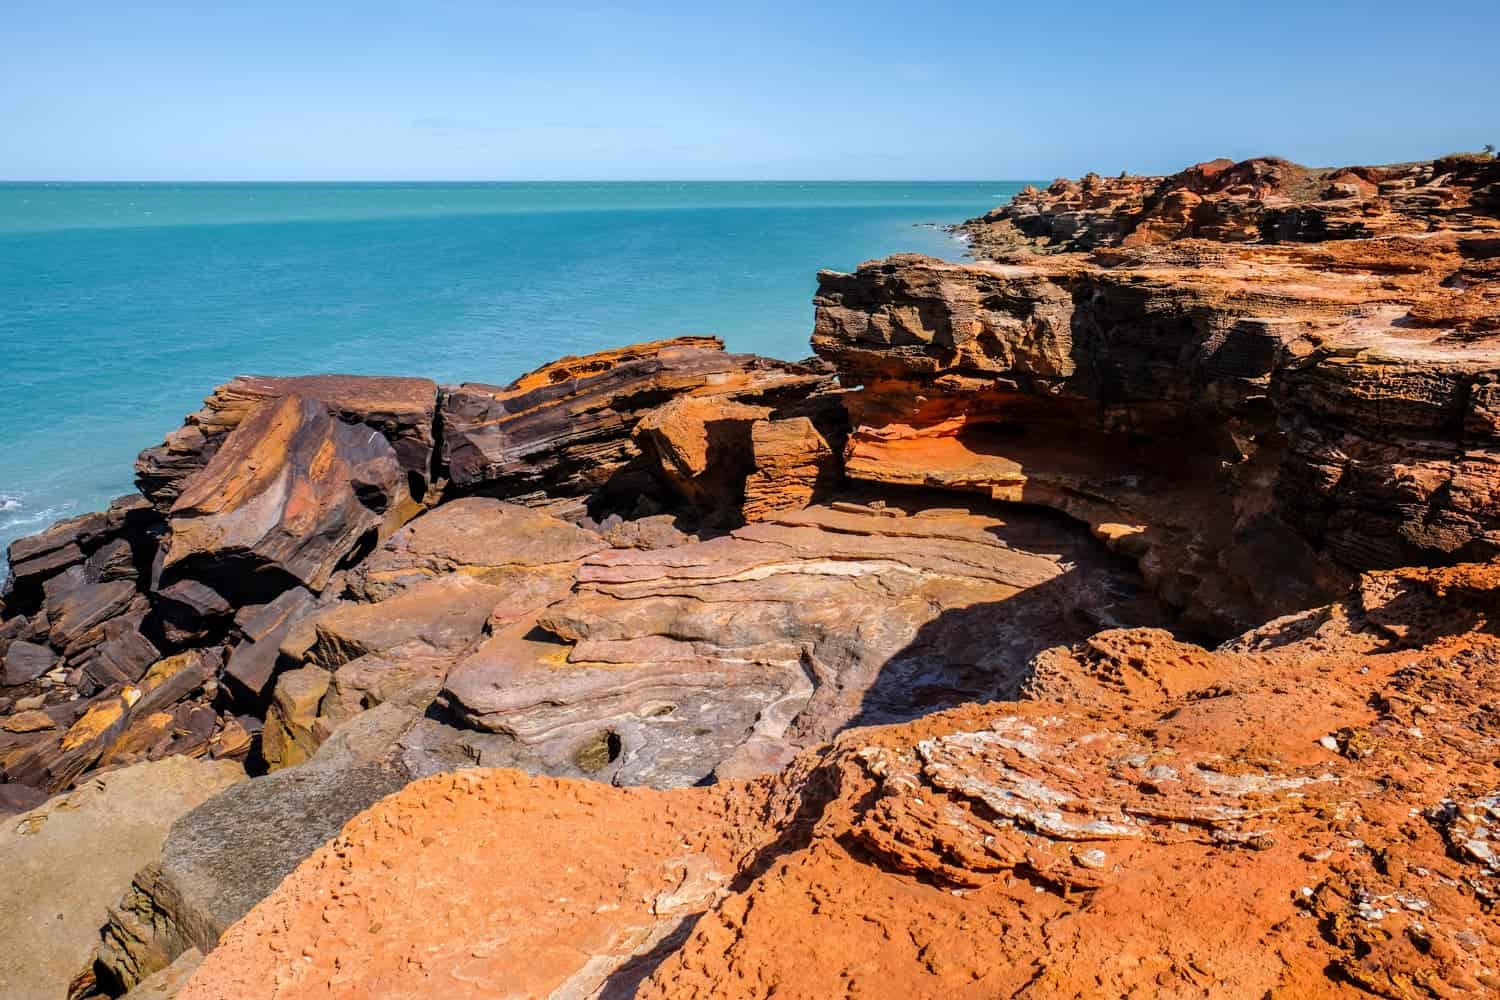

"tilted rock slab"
[440, 336, 833, 501]
[135, 374, 438, 512]
[162, 393, 415, 597]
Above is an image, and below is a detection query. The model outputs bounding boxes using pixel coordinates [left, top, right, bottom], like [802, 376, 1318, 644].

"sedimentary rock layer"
[439, 496, 1161, 785]
[180, 562, 1500, 998]
[440, 336, 834, 503]
[812, 159, 1500, 633]
[3, 151, 1500, 1000]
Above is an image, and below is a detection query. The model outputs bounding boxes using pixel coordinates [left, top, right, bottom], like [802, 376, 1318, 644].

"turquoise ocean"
[0, 181, 1025, 565]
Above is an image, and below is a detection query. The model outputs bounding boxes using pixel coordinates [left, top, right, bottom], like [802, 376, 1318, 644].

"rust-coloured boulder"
[633, 395, 771, 511]
[742, 416, 836, 520]
[162, 394, 414, 596]
[135, 374, 438, 512]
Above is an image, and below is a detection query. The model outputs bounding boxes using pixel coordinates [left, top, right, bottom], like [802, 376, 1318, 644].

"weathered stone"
[5, 511, 109, 595]
[116, 948, 202, 1000]
[162, 394, 414, 596]
[316, 652, 453, 733]
[348, 497, 604, 602]
[2, 709, 56, 733]
[2, 650, 220, 794]
[153, 578, 234, 646]
[2, 640, 56, 687]
[136, 375, 438, 512]
[261, 665, 332, 771]
[308, 574, 505, 669]
[2, 495, 158, 616]
[85, 537, 139, 583]
[810, 241, 1500, 630]
[592, 513, 696, 550]
[634, 395, 772, 511]
[440, 336, 832, 500]
[93, 759, 411, 992]
[0, 756, 243, 1000]
[743, 417, 836, 520]
[221, 586, 317, 706]
[72, 615, 160, 689]
[441, 500, 1164, 785]
[46, 579, 139, 654]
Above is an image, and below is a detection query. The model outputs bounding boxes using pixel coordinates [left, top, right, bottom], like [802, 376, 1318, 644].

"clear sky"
[3, 0, 1497, 181]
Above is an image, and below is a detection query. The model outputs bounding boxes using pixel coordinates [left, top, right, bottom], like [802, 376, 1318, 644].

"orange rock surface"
[181, 562, 1500, 998]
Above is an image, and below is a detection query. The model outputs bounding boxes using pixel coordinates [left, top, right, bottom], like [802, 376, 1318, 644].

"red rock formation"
[135, 374, 439, 511]
[440, 336, 833, 505]
[162, 393, 416, 597]
[813, 159, 1500, 633]
[180, 561, 1500, 999]
[9, 152, 1500, 998]
[962, 154, 1500, 255]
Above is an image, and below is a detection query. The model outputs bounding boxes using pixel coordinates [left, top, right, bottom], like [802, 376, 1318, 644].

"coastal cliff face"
[1, 152, 1498, 999]
[815, 155, 1500, 634]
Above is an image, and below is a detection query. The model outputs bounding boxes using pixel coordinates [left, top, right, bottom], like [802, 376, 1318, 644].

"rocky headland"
[2, 151, 1499, 998]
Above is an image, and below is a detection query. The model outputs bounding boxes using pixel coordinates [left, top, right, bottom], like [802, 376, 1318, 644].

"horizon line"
[0, 177, 1046, 185]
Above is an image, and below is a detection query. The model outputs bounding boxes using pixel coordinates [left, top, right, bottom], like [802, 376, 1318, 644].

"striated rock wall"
[0, 337, 842, 804]
[812, 158, 1500, 634]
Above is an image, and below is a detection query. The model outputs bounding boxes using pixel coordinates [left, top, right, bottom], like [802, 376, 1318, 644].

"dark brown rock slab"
[440, 336, 831, 499]
[2, 640, 56, 687]
[135, 374, 438, 512]
[221, 586, 318, 706]
[161, 394, 414, 597]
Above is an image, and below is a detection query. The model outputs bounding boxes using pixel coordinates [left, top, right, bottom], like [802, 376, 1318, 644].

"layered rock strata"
[960, 154, 1500, 255]
[440, 496, 1161, 785]
[440, 336, 835, 507]
[181, 562, 1500, 998]
[0, 151, 1496, 999]
[0, 338, 840, 804]
[814, 156, 1500, 633]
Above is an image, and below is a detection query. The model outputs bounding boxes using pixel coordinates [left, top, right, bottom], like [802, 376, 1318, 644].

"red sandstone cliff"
[4, 152, 1500, 999]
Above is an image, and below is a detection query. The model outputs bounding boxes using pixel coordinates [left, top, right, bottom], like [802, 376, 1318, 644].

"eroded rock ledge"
[816, 154, 1500, 633]
[0, 151, 1496, 999]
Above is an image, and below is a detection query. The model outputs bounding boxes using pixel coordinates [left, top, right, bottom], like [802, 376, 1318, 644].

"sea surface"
[0, 180, 1026, 565]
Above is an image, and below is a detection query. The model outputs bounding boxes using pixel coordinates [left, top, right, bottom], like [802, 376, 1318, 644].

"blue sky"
[2, 0, 1497, 180]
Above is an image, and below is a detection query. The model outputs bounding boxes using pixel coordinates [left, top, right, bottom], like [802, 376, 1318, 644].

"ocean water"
[0, 181, 1025, 565]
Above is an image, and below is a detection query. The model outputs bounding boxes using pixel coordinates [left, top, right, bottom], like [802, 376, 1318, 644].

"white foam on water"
[0, 494, 77, 535]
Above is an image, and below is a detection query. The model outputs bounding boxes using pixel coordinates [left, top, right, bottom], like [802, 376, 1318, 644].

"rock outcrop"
[440, 336, 833, 507]
[813, 156, 1500, 633]
[4, 151, 1500, 999]
[960, 154, 1500, 255]
[134, 374, 439, 511]
[1, 345, 836, 803]
[179, 562, 1500, 999]
[440, 496, 1161, 785]
[161, 393, 416, 599]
